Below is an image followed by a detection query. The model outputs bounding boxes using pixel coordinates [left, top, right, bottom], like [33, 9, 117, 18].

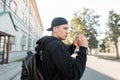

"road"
[81, 56, 120, 80]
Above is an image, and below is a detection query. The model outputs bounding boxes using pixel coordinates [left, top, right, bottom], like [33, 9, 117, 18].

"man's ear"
[53, 27, 57, 32]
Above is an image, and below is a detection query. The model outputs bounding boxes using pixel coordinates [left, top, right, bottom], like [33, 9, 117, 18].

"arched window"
[6, 0, 10, 6]
[10, 1, 17, 13]
[21, 12, 24, 21]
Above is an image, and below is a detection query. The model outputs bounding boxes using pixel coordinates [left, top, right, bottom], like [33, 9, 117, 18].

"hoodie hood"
[35, 36, 58, 53]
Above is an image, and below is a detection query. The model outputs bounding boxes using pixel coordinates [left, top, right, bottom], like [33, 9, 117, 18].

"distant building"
[0, 0, 43, 63]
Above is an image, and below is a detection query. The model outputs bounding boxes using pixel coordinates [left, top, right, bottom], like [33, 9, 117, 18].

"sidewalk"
[96, 52, 116, 57]
[0, 61, 22, 80]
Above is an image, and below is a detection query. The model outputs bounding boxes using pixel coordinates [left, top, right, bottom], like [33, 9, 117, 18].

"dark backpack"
[21, 36, 57, 80]
[20, 50, 45, 80]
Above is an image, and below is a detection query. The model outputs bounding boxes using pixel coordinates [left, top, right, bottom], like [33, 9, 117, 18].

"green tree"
[105, 41, 110, 53]
[99, 38, 110, 53]
[70, 12, 86, 36]
[70, 8, 100, 52]
[88, 34, 98, 53]
[106, 10, 120, 59]
[99, 42, 106, 52]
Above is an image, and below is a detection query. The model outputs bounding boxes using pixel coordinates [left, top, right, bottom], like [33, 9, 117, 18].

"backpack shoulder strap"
[36, 39, 57, 80]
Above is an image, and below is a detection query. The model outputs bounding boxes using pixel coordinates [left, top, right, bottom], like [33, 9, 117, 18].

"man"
[35, 17, 88, 80]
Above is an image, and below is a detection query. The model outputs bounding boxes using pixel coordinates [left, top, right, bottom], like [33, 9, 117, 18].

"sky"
[36, 0, 120, 38]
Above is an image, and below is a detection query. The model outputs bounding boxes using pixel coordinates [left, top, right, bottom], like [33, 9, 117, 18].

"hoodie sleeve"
[68, 44, 76, 55]
[50, 42, 87, 80]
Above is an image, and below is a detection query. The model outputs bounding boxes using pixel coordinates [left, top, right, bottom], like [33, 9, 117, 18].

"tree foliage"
[88, 34, 98, 49]
[99, 38, 110, 53]
[106, 10, 120, 59]
[70, 8, 100, 51]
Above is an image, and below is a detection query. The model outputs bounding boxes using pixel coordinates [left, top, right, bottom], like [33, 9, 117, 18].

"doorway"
[0, 32, 11, 64]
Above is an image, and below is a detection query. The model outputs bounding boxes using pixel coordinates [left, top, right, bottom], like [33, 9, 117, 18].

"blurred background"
[0, 0, 120, 80]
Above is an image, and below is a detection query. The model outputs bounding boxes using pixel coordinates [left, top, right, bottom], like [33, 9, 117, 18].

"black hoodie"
[35, 36, 87, 80]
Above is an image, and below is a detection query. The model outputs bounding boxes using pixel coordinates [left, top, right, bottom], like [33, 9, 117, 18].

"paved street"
[81, 56, 120, 80]
[0, 55, 120, 80]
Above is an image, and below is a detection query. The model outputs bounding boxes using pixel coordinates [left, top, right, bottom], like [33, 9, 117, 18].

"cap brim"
[46, 28, 52, 31]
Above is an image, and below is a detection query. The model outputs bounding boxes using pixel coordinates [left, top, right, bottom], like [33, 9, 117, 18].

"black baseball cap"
[47, 17, 68, 31]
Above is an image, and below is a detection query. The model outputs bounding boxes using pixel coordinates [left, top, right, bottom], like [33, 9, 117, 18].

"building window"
[10, 37, 15, 45]
[23, 0, 28, 6]
[20, 35, 26, 50]
[33, 40, 35, 48]
[6, 0, 10, 6]
[21, 12, 24, 21]
[24, 16, 27, 24]
[20, 35, 26, 45]
[10, 37, 15, 51]
[10, 1, 17, 13]
[29, 23, 32, 32]
[29, 6, 33, 16]
[28, 38, 32, 49]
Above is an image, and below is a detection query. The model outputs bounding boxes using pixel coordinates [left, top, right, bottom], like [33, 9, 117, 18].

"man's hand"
[73, 36, 78, 47]
[77, 34, 88, 48]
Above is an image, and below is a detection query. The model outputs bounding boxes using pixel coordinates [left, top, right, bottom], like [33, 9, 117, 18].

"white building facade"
[110, 37, 120, 55]
[0, 0, 43, 63]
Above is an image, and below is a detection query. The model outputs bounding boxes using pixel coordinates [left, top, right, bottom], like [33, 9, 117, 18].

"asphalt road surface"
[81, 56, 120, 80]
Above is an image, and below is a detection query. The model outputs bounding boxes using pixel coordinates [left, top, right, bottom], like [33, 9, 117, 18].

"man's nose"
[66, 30, 69, 34]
